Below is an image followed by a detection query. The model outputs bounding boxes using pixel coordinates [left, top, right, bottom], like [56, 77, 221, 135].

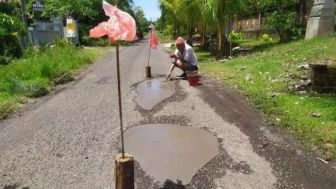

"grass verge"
[198, 36, 336, 160]
[0, 43, 107, 119]
[157, 31, 173, 43]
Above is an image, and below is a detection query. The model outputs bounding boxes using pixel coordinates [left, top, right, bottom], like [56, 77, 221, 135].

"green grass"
[157, 31, 173, 43]
[199, 36, 336, 160]
[194, 48, 213, 62]
[0, 44, 107, 119]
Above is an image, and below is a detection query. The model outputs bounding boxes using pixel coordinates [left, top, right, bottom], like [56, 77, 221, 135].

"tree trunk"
[187, 25, 192, 46]
[299, 0, 306, 28]
[19, 0, 27, 48]
[201, 25, 206, 47]
[257, 12, 261, 39]
[216, 0, 225, 59]
[217, 25, 223, 59]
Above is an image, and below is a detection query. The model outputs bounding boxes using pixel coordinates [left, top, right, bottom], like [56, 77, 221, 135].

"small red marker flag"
[149, 30, 158, 49]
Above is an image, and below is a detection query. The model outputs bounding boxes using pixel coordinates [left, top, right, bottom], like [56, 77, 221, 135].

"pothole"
[125, 124, 219, 185]
[135, 79, 175, 110]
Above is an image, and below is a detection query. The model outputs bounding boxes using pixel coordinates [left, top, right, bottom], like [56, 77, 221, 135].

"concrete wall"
[28, 17, 80, 46]
[28, 18, 64, 45]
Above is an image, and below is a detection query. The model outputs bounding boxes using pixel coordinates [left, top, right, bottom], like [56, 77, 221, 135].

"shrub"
[228, 30, 244, 41]
[16, 78, 50, 98]
[262, 34, 273, 42]
[266, 11, 302, 42]
[82, 35, 110, 46]
[0, 12, 24, 64]
[164, 25, 174, 37]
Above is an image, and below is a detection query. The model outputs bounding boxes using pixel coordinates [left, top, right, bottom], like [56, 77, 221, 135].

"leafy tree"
[266, 10, 299, 42]
[177, 0, 203, 45]
[204, 0, 244, 58]
[134, 6, 149, 39]
[160, 0, 184, 38]
[262, 0, 301, 42]
[37, 0, 103, 19]
[0, 1, 24, 64]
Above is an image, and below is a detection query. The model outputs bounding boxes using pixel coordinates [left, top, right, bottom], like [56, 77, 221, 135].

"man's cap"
[175, 37, 185, 45]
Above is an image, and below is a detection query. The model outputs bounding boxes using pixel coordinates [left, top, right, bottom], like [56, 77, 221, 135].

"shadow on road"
[3, 183, 29, 189]
[160, 179, 186, 189]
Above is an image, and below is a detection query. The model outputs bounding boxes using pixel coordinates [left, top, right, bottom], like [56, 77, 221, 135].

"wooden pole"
[147, 29, 152, 67]
[115, 42, 135, 189]
[146, 28, 152, 78]
[115, 153, 134, 189]
[115, 42, 125, 158]
[113, 1, 134, 189]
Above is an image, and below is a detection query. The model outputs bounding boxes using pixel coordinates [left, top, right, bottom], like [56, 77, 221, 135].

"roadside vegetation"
[0, 0, 149, 119]
[158, 0, 336, 160]
[157, 31, 173, 43]
[198, 36, 336, 160]
[0, 40, 107, 119]
[157, 0, 305, 58]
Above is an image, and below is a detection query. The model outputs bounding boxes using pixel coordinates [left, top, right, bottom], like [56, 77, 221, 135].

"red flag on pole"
[149, 30, 158, 49]
[89, 0, 137, 159]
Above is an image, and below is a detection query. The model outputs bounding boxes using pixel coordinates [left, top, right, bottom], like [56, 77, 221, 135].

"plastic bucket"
[187, 74, 201, 86]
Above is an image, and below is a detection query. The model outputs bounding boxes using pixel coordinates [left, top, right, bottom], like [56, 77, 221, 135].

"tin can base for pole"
[115, 153, 134, 189]
[146, 66, 152, 78]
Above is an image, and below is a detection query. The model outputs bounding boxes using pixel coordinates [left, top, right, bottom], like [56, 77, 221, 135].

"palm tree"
[160, 0, 182, 38]
[205, 0, 243, 58]
[159, 0, 244, 57]
[176, 0, 203, 45]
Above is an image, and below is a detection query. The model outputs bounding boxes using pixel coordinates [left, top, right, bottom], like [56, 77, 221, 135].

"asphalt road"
[0, 39, 336, 189]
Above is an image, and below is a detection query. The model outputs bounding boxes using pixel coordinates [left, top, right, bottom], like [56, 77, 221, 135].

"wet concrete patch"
[135, 79, 175, 110]
[125, 124, 219, 185]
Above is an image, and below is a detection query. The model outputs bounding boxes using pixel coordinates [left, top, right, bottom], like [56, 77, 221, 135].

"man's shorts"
[186, 63, 198, 71]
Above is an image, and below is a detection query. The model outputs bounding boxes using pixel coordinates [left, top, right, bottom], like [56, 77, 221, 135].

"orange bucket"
[187, 73, 201, 86]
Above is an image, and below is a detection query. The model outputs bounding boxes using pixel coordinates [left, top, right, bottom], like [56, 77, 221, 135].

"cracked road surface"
[1, 40, 336, 189]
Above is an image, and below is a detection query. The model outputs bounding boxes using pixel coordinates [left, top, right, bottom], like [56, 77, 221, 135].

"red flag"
[89, 1, 137, 42]
[149, 31, 158, 49]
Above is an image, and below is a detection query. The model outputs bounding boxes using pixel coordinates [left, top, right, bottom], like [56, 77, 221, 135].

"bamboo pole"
[147, 29, 152, 67]
[115, 42, 125, 158]
[113, 1, 134, 189]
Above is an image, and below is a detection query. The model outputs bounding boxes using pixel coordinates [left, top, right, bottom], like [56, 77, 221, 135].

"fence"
[232, 1, 336, 37]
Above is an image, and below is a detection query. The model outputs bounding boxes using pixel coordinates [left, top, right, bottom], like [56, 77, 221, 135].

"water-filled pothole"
[135, 79, 175, 110]
[125, 124, 219, 184]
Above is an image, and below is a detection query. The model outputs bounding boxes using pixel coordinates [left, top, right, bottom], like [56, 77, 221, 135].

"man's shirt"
[175, 44, 198, 66]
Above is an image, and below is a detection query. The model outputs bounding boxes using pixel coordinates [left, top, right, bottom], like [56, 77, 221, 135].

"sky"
[133, 0, 161, 21]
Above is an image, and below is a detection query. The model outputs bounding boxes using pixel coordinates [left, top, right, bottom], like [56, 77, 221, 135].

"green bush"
[0, 12, 24, 64]
[0, 2, 16, 15]
[266, 11, 302, 42]
[164, 25, 174, 37]
[82, 35, 110, 46]
[54, 38, 74, 48]
[16, 78, 50, 98]
[228, 30, 244, 41]
[262, 34, 273, 42]
[82, 35, 94, 46]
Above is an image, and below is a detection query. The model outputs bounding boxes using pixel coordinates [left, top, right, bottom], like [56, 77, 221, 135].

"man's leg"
[173, 60, 187, 77]
[173, 60, 186, 71]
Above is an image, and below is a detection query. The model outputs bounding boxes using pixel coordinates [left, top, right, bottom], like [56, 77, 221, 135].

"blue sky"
[133, 0, 161, 21]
